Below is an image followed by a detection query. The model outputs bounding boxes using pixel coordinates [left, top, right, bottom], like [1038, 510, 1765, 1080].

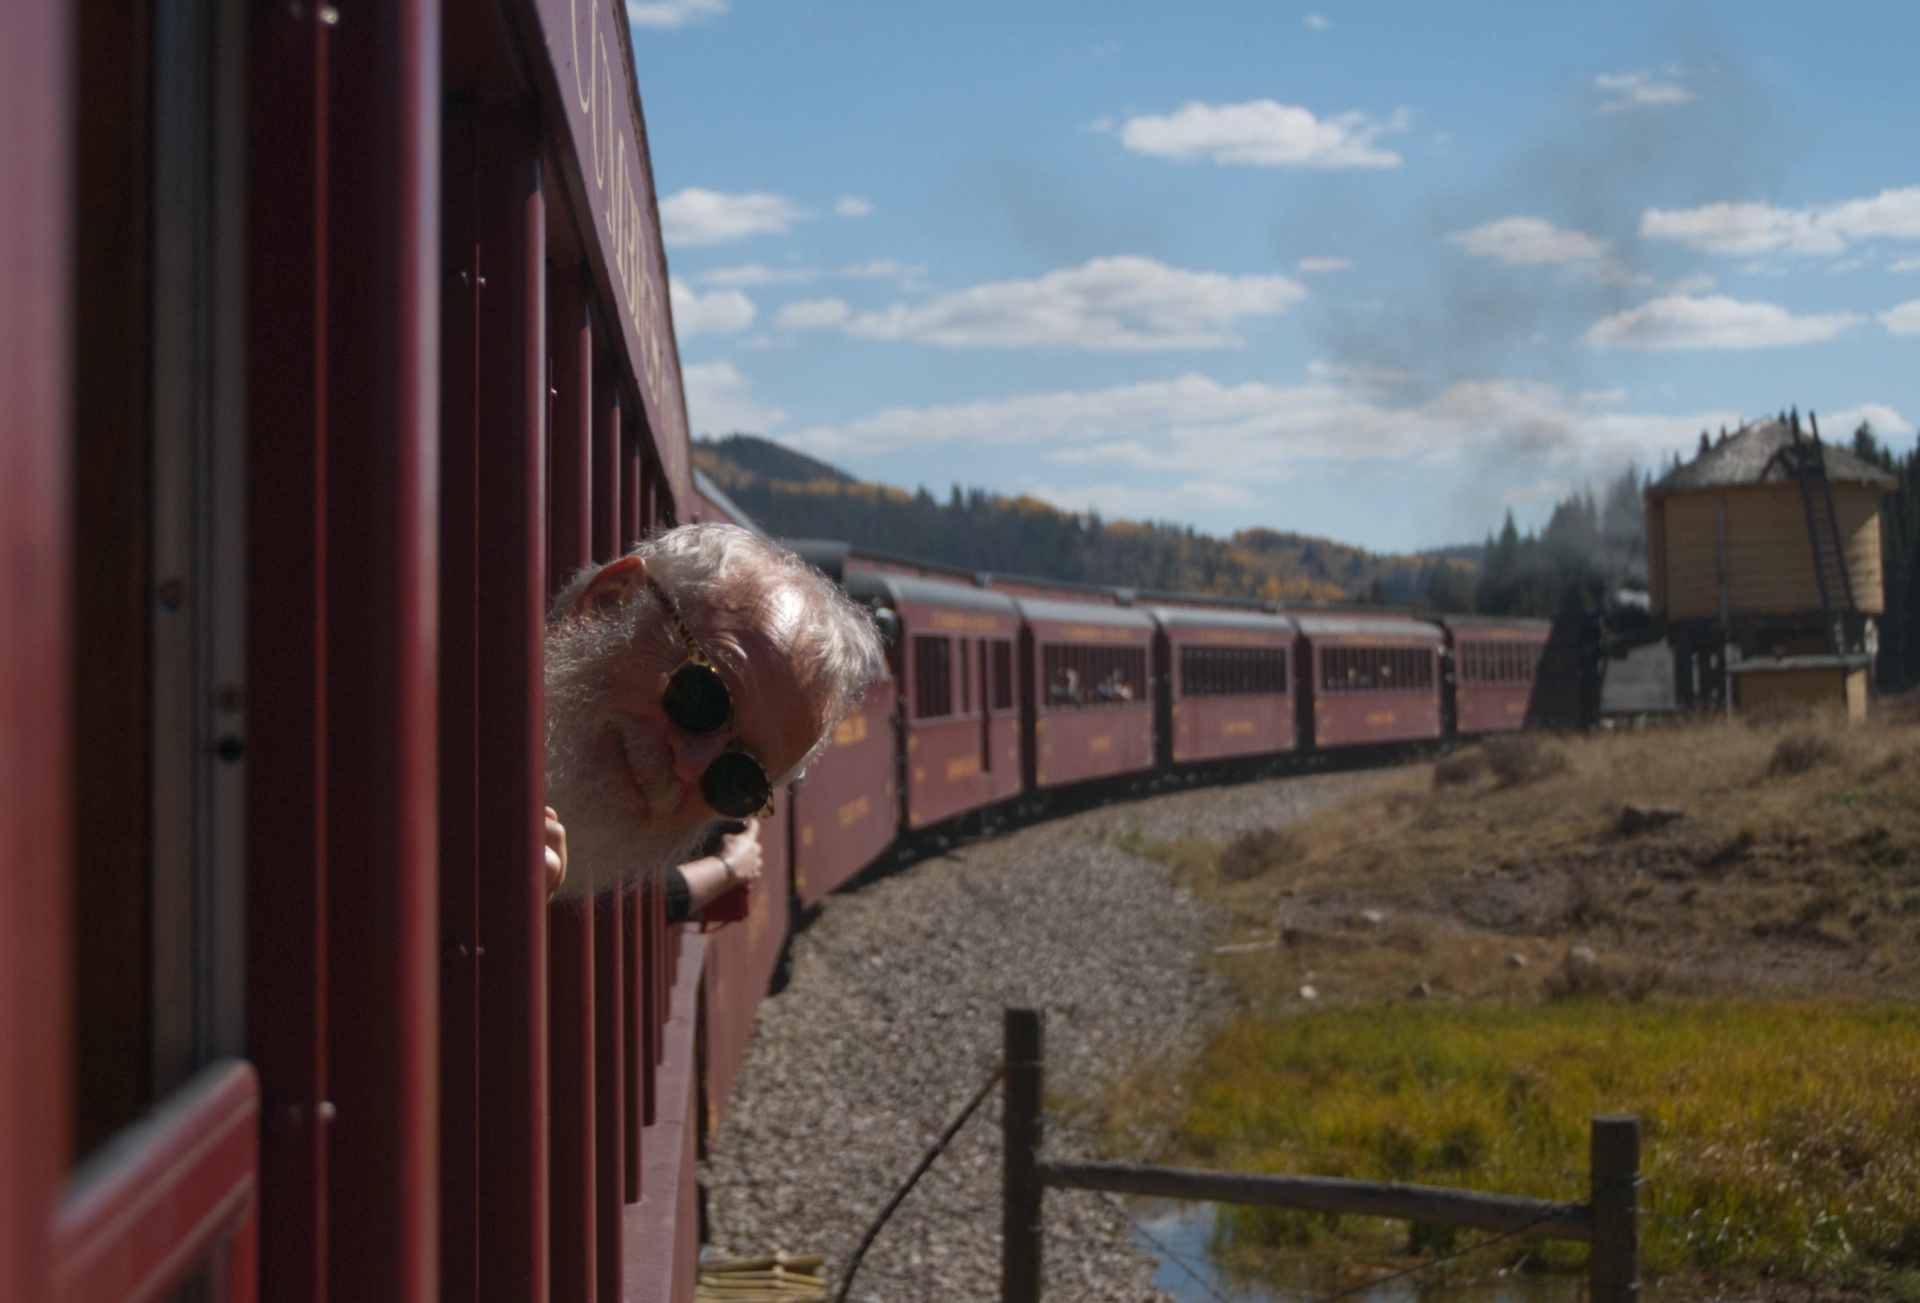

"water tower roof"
[1648, 417, 1897, 498]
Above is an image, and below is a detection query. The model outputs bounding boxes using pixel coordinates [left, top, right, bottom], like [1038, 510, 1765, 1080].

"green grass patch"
[1176, 1001, 1920, 1287]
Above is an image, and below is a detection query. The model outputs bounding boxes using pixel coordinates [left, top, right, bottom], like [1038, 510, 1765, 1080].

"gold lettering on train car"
[838, 795, 869, 827]
[595, 33, 611, 188]
[1197, 630, 1270, 645]
[913, 767, 925, 781]
[946, 755, 979, 781]
[1088, 736, 1112, 753]
[801, 825, 814, 847]
[930, 612, 999, 632]
[1222, 720, 1254, 737]
[1507, 701, 1525, 714]
[1366, 711, 1396, 725]
[1060, 624, 1134, 643]
[834, 712, 868, 746]
[570, 0, 592, 113]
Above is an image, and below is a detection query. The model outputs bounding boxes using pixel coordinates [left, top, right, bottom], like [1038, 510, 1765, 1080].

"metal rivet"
[216, 737, 245, 762]
[318, 1101, 337, 1122]
[318, 5, 339, 25]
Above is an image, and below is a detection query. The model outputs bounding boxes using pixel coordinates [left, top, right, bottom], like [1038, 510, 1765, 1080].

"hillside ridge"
[695, 435, 1469, 606]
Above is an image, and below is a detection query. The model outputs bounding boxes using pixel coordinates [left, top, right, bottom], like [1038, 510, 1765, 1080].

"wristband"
[719, 850, 738, 888]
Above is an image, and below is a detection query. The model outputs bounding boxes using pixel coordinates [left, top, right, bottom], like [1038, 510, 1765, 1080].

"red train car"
[1294, 612, 1447, 748]
[1151, 608, 1301, 763]
[1017, 598, 1158, 787]
[846, 574, 1025, 831]
[3, 0, 727, 1297]
[790, 667, 900, 908]
[702, 789, 791, 1130]
[1442, 616, 1553, 735]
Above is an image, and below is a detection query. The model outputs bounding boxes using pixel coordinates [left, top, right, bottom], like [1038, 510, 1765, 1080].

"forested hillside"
[696, 436, 1450, 604]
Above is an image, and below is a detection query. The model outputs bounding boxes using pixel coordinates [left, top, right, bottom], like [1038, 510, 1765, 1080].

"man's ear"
[571, 554, 648, 618]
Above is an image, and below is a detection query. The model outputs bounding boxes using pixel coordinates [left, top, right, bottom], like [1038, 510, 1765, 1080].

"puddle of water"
[1134, 1204, 1584, 1303]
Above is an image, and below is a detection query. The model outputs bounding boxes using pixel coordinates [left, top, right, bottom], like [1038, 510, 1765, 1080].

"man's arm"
[545, 806, 567, 898]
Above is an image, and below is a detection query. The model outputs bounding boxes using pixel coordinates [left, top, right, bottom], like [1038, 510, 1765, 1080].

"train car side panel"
[701, 786, 790, 1130]
[1297, 614, 1446, 748]
[1443, 617, 1552, 735]
[792, 681, 899, 907]
[1019, 600, 1157, 786]
[1154, 609, 1298, 763]
[891, 587, 1022, 826]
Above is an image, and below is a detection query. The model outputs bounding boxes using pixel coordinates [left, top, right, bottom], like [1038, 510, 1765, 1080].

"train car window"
[913, 634, 953, 718]
[1322, 645, 1434, 693]
[991, 640, 1014, 711]
[70, 0, 250, 1156]
[1040, 643, 1146, 709]
[959, 638, 971, 714]
[1179, 646, 1287, 696]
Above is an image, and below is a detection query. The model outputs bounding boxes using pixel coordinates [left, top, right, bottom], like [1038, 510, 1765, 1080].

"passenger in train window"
[542, 523, 886, 900]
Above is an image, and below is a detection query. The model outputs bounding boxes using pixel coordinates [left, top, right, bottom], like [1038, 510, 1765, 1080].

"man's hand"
[544, 806, 568, 899]
[716, 821, 762, 889]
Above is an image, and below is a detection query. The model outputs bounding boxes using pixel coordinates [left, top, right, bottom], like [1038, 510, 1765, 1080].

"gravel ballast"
[702, 769, 1400, 1303]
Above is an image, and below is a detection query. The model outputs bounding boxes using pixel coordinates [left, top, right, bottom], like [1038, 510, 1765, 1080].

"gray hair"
[550, 523, 886, 779]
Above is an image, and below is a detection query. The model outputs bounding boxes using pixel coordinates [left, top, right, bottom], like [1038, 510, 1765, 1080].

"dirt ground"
[1158, 706, 1920, 1012]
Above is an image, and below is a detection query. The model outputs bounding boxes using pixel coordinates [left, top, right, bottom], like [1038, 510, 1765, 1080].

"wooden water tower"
[1645, 411, 1896, 716]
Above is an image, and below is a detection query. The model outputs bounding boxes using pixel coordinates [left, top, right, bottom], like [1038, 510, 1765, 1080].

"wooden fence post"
[1589, 1114, 1640, 1303]
[1002, 1009, 1044, 1303]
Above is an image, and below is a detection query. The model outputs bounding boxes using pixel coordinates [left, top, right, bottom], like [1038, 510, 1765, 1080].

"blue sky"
[630, 1, 1920, 552]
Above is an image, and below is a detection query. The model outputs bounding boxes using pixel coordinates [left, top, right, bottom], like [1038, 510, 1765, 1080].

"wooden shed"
[1646, 416, 1895, 641]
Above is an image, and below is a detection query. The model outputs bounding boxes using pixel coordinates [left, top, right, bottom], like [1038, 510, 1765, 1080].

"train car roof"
[842, 570, 1020, 615]
[1291, 612, 1446, 641]
[1439, 615, 1552, 635]
[1012, 596, 1157, 629]
[786, 538, 980, 586]
[1147, 606, 1299, 634]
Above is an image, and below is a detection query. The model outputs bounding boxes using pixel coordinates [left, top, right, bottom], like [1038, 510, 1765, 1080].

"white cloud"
[840, 255, 1307, 351]
[1821, 403, 1913, 437]
[669, 281, 755, 335]
[1881, 300, 1920, 336]
[695, 264, 817, 288]
[834, 196, 874, 218]
[1595, 72, 1693, 113]
[1642, 186, 1920, 257]
[1119, 100, 1405, 169]
[783, 374, 1737, 493]
[775, 298, 851, 331]
[1447, 216, 1609, 265]
[659, 188, 807, 247]
[627, 0, 726, 29]
[839, 258, 925, 287]
[1305, 13, 1330, 29]
[1892, 256, 1920, 273]
[1295, 256, 1353, 274]
[1587, 294, 1859, 351]
[682, 361, 784, 436]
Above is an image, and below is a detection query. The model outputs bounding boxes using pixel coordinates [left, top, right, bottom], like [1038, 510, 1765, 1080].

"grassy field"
[1097, 704, 1920, 1297]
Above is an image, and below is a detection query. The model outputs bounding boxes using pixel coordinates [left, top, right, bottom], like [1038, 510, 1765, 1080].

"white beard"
[545, 624, 711, 900]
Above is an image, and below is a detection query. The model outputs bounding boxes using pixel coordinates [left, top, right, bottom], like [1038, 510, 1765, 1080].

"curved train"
[2, 0, 1567, 1294]
[696, 532, 1562, 1141]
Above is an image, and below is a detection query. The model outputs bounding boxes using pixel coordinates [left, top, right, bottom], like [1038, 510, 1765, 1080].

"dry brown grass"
[1161, 707, 1920, 1007]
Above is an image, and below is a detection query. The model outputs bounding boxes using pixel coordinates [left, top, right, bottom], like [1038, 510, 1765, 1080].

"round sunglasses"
[646, 578, 775, 820]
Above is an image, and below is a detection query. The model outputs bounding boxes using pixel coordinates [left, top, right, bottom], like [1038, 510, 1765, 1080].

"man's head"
[545, 524, 885, 900]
